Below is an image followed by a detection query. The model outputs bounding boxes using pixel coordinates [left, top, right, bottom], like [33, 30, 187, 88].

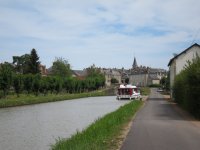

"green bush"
[32, 74, 41, 96]
[173, 55, 200, 119]
[23, 74, 33, 94]
[13, 74, 23, 97]
[0, 63, 13, 97]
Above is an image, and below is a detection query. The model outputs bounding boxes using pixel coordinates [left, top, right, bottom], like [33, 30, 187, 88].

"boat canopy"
[119, 84, 137, 89]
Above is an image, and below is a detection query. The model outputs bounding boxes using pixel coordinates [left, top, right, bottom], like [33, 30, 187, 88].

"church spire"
[132, 57, 138, 69]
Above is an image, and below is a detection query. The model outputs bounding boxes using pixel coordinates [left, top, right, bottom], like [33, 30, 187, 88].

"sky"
[1, 0, 200, 70]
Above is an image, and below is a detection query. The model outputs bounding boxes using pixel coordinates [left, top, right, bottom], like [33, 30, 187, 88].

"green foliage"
[51, 57, 71, 78]
[29, 48, 40, 74]
[165, 71, 170, 91]
[149, 84, 162, 88]
[111, 78, 119, 84]
[23, 74, 33, 94]
[54, 77, 63, 94]
[32, 74, 41, 96]
[0, 90, 106, 108]
[13, 54, 31, 74]
[85, 65, 105, 90]
[48, 76, 57, 93]
[86, 64, 99, 77]
[173, 55, 200, 119]
[0, 63, 13, 97]
[12, 49, 40, 74]
[39, 77, 49, 95]
[0, 50, 106, 101]
[160, 72, 170, 91]
[13, 74, 23, 97]
[140, 87, 150, 95]
[52, 101, 143, 150]
[125, 78, 129, 84]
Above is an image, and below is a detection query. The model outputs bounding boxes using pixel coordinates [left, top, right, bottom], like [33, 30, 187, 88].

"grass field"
[52, 100, 143, 150]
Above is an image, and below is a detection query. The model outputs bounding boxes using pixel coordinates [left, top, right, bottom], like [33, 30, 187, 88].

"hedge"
[173, 55, 200, 119]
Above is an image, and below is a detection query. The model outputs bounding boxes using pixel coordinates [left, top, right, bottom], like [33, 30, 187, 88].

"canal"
[0, 96, 129, 150]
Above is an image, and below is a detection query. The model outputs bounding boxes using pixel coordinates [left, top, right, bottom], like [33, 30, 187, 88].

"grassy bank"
[52, 100, 143, 150]
[140, 87, 150, 95]
[0, 90, 106, 108]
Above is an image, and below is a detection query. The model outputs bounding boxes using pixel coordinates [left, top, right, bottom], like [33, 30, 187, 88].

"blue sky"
[1, 0, 200, 70]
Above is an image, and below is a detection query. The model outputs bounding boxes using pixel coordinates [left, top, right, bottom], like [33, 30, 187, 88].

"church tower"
[132, 57, 138, 69]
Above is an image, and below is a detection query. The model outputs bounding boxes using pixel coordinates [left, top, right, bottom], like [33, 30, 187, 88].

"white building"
[168, 43, 200, 95]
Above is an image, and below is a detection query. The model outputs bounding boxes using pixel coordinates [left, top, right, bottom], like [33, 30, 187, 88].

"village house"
[39, 64, 48, 76]
[129, 57, 166, 86]
[72, 70, 87, 80]
[101, 68, 121, 87]
[168, 43, 200, 95]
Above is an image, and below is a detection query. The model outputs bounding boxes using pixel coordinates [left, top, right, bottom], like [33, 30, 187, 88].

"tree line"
[173, 54, 200, 119]
[0, 49, 105, 98]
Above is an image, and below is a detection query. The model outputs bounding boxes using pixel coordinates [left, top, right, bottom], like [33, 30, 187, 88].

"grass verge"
[52, 100, 143, 150]
[0, 90, 106, 108]
[140, 87, 150, 95]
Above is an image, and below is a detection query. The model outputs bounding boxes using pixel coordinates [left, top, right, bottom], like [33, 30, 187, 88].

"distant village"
[39, 42, 200, 89]
[39, 57, 167, 87]
[2, 43, 200, 89]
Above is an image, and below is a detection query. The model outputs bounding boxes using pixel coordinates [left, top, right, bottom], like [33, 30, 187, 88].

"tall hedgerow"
[173, 55, 200, 119]
[13, 74, 23, 97]
[0, 62, 13, 97]
[23, 74, 33, 94]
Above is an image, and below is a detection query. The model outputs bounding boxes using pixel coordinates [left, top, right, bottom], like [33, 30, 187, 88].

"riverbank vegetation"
[0, 90, 106, 108]
[173, 55, 200, 119]
[52, 100, 143, 150]
[0, 49, 106, 107]
[140, 87, 150, 95]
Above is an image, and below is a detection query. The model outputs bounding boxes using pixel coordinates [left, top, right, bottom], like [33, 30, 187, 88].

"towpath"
[121, 88, 200, 150]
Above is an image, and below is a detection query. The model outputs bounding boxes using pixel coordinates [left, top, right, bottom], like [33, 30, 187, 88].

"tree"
[39, 77, 49, 95]
[13, 54, 31, 74]
[125, 78, 129, 84]
[86, 64, 100, 77]
[85, 65, 105, 90]
[111, 78, 119, 84]
[54, 77, 63, 94]
[32, 74, 41, 96]
[51, 57, 71, 78]
[29, 49, 40, 74]
[23, 74, 33, 94]
[160, 73, 170, 91]
[0, 62, 13, 97]
[165, 71, 170, 91]
[48, 76, 56, 94]
[13, 74, 23, 97]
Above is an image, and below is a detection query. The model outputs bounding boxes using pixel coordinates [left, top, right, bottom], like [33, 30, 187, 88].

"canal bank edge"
[0, 89, 109, 108]
[51, 100, 144, 150]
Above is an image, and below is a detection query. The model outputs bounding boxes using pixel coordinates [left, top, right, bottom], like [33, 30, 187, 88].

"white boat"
[117, 84, 141, 100]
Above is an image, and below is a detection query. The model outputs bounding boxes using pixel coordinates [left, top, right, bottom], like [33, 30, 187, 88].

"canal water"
[0, 96, 130, 150]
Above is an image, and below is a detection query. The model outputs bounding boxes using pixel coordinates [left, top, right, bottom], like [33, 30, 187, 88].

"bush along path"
[173, 55, 200, 119]
[51, 100, 143, 150]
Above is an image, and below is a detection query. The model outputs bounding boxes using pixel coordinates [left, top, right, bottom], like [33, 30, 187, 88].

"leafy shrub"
[173, 55, 200, 119]
[13, 74, 23, 97]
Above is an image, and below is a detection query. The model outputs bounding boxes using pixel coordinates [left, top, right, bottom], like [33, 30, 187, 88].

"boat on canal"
[117, 84, 141, 100]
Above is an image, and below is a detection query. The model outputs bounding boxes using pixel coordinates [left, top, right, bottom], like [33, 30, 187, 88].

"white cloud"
[1, 0, 200, 69]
